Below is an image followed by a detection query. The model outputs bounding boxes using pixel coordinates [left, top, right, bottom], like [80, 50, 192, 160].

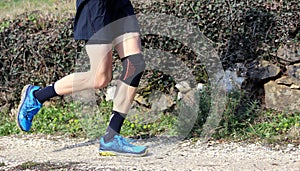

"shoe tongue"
[116, 135, 126, 142]
[114, 135, 123, 141]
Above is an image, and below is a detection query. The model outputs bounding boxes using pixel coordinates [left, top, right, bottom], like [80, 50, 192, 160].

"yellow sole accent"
[99, 149, 148, 157]
[99, 151, 117, 156]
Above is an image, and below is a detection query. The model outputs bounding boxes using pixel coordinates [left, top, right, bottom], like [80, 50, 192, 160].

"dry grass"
[0, 0, 75, 19]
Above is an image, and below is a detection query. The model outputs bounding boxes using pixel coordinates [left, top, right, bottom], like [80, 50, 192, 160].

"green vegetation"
[19, 161, 40, 170]
[0, 0, 74, 19]
[246, 111, 300, 141]
[1, 90, 298, 144]
[0, 100, 177, 139]
[122, 113, 177, 138]
[201, 90, 299, 144]
[0, 102, 83, 136]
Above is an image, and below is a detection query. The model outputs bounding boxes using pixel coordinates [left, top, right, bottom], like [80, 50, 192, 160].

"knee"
[120, 53, 145, 87]
[92, 73, 111, 89]
[93, 79, 109, 89]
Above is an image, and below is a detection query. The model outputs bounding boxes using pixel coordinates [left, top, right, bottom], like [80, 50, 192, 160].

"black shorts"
[74, 0, 140, 44]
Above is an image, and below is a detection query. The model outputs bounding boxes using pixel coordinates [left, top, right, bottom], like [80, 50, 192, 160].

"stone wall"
[264, 43, 300, 112]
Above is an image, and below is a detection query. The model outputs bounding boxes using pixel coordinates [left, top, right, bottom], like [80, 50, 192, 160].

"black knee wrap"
[120, 53, 146, 87]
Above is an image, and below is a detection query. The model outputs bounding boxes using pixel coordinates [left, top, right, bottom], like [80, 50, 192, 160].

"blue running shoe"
[99, 135, 148, 157]
[17, 85, 42, 132]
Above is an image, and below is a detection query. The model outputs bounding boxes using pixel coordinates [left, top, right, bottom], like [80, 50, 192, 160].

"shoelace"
[116, 136, 132, 147]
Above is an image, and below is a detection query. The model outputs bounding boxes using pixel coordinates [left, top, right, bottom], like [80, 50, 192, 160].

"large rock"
[151, 93, 174, 112]
[247, 60, 281, 80]
[277, 43, 300, 63]
[276, 76, 300, 89]
[264, 80, 300, 112]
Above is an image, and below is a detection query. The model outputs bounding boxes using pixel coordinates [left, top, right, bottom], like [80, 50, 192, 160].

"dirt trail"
[0, 134, 299, 170]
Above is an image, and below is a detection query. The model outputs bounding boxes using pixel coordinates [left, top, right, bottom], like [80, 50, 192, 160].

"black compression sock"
[104, 111, 126, 143]
[34, 83, 59, 103]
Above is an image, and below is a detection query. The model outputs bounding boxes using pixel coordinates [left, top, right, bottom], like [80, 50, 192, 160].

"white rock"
[287, 144, 295, 148]
[105, 86, 116, 101]
[175, 81, 192, 93]
[291, 84, 300, 89]
[197, 83, 204, 90]
[177, 92, 183, 100]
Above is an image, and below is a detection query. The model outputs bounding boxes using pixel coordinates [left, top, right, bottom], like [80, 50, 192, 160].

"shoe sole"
[99, 149, 148, 157]
[16, 85, 31, 132]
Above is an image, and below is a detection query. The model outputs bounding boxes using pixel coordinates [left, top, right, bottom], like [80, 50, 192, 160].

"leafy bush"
[0, 12, 85, 111]
[138, 0, 299, 62]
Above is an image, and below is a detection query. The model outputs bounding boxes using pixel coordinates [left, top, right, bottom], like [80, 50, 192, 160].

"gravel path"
[0, 134, 299, 170]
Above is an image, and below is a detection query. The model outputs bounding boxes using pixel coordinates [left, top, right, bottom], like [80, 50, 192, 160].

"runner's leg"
[104, 33, 145, 142]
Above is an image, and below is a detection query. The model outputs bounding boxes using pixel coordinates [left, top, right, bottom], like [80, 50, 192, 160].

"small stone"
[290, 84, 300, 89]
[175, 81, 192, 93]
[134, 94, 148, 106]
[197, 83, 204, 90]
[177, 92, 183, 100]
[181, 141, 191, 147]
